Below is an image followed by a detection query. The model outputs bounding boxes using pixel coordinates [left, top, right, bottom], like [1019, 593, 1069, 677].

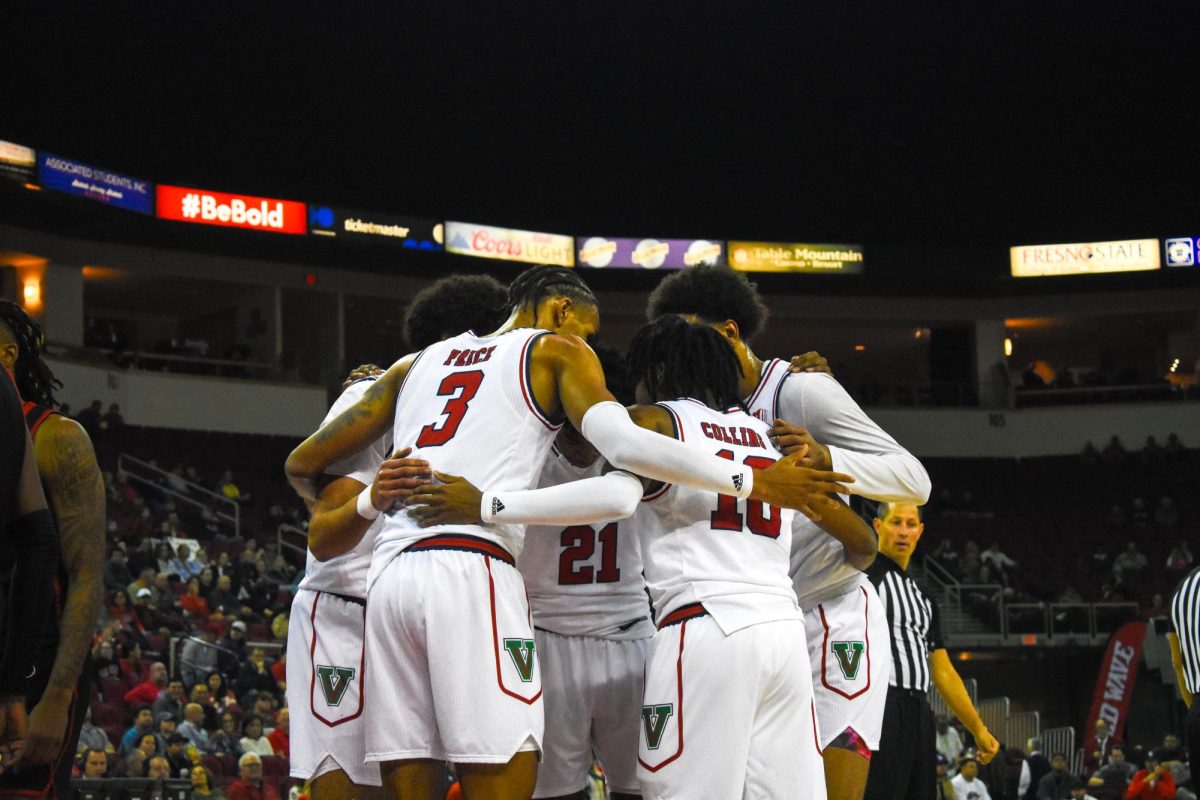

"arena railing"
[1007, 710, 1041, 751]
[277, 523, 307, 563]
[977, 698, 1010, 745]
[118, 453, 240, 536]
[169, 634, 282, 684]
[47, 341, 286, 383]
[1041, 725, 1077, 767]
[845, 378, 1196, 410]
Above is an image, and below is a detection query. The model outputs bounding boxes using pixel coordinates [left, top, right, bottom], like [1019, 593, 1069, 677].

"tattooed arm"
[22, 415, 105, 767]
[285, 355, 416, 503]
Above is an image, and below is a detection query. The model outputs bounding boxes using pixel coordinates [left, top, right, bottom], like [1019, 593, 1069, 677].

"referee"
[1168, 564, 1200, 767]
[863, 502, 1000, 800]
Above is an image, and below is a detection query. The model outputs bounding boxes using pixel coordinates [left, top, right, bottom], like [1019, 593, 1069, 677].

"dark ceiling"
[2, 3, 1198, 295]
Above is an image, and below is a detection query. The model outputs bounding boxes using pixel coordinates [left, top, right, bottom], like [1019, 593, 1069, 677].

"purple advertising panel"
[576, 236, 724, 269]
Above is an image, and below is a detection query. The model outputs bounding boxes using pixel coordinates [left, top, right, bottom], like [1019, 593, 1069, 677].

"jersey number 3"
[416, 371, 485, 447]
[558, 523, 621, 585]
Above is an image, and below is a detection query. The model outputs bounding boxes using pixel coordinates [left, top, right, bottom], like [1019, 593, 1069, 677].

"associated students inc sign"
[1010, 239, 1160, 277]
[157, 185, 306, 235]
[38, 153, 153, 214]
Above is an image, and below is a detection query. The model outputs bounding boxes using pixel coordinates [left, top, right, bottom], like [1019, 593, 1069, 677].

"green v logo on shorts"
[831, 641, 866, 680]
[503, 638, 536, 682]
[315, 665, 356, 706]
[641, 703, 674, 750]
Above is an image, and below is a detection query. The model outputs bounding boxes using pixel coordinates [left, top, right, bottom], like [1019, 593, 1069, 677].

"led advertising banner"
[1164, 237, 1199, 268]
[1010, 239, 1160, 277]
[575, 237, 724, 269]
[37, 153, 153, 214]
[0, 140, 35, 183]
[157, 185, 306, 235]
[308, 205, 444, 250]
[445, 221, 574, 267]
[727, 241, 865, 274]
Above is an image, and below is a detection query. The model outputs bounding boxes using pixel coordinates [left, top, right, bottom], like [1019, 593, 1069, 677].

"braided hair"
[505, 265, 596, 314]
[626, 315, 744, 410]
[0, 300, 60, 407]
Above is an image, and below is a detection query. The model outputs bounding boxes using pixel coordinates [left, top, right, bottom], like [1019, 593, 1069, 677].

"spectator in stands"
[105, 549, 134, 594]
[165, 733, 191, 775]
[190, 765, 227, 800]
[121, 733, 159, 776]
[229, 752, 278, 800]
[156, 544, 175, 575]
[1067, 776, 1098, 800]
[1107, 504, 1130, 537]
[961, 541, 983, 583]
[208, 576, 240, 619]
[953, 753, 993, 800]
[154, 713, 178, 751]
[125, 661, 169, 706]
[1113, 543, 1149, 585]
[237, 648, 278, 701]
[146, 755, 171, 781]
[189, 683, 221, 730]
[101, 403, 125, 432]
[266, 708, 288, 758]
[153, 678, 187, 720]
[937, 754, 956, 800]
[269, 651, 285, 692]
[1081, 441, 1100, 465]
[217, 471, 245, 503]
[937, 715, 965, 768]
[77, 707, 110, 753]
[1157, 498, 1182, 532]
[1165, 433, 1186, 461]
[207, 671, 238, 710]
[75, 400, 102, 436]
[127, 567, 157, 601]
[1025, 738, 1052, 800]
[1038, 752, 1076, 800]
[171, 545, 204, 580]
[120, 642, 149, 684]
[1143, 436, 1164, 464]
[264, 554, 295, 587]
[209, 712, 242, 758]
[932, 539, 962, 576]
[1158, 735, 1186, 764]
[238, 715, 273, 757]
[1131, 499, 1151, 533]
[177, 703, 212, 754]
[247, 692, 276, 726]
[133, 586, 167, 632]
[82, 748, 109, 779]
[1144, 593, 1170, 618]
[1103, 435, 1128, 464]
[92, 637, 120, 685]
[981, 541, 1019, 577]
[181, 578, 212, 619]
[1090, 745, 1136, 790]
[180, 624, 221, 687]
[1126, 751, 1177, 799]
[1085, 719, 1124, 775]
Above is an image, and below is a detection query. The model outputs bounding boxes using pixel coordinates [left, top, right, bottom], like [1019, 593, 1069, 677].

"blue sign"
[37, 153, 154, 214]
[1164, 238, 1197, 268]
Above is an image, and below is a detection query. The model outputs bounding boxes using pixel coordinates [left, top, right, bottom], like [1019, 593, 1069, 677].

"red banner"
[157, 184, 306, 235]
[1085, 621, 1146, 753]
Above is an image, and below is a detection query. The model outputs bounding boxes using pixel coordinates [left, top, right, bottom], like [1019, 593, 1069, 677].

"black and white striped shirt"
[867, 553, 945, 692]
[1170, 566, 1200, 694]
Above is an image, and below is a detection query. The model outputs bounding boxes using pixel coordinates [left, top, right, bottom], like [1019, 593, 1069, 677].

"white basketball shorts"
[637, 606, 827, 800]
[363, 536, 544, 764]
[287, 587, 381, 786]
[806, 578, 890, 750]
[533, 628, 648, 798]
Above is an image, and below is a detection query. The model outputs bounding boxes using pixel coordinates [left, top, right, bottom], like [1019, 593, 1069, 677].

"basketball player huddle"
[283, 266, 931, 800]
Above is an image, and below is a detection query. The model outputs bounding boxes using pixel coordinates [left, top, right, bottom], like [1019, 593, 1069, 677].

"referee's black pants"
[864, 687, 936, 800]
[1188, 701, 1200, 770]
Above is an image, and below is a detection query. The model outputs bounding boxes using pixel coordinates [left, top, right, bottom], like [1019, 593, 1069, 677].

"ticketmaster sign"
[728, 241, 864, 274]
[1010, 239, 1160, 277]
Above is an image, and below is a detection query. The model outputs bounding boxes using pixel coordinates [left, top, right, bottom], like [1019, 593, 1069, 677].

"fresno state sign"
[445, 221, 574, 267]
[157, 184, 306, 235]
[1084, 621, 1145, 750]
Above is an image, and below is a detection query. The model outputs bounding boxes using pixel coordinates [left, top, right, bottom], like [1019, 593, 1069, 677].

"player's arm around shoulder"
[286, 354, 416, 501]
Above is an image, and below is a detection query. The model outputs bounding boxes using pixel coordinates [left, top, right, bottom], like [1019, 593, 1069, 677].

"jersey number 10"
[710, 450, 781, 538]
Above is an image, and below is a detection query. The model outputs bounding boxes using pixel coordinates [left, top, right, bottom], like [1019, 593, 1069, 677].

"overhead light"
[914, 329, 923, 338]
[1004, 337, 1013, 357]
[854, 345, 866, 352]
[22, 277, 40, 306]
[1170, 358, 1180, 373]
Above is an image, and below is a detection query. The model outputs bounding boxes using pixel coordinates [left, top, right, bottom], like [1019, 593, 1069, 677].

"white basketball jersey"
[746, 359, 862, 609]
[517, 445, 652, 640]
[639, 398, 800, 635]
[299, 377, 390, 598]
[370, 329, 563, 587]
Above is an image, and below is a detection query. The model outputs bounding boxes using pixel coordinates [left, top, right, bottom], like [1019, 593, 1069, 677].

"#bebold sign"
[157, 185, 306, 235]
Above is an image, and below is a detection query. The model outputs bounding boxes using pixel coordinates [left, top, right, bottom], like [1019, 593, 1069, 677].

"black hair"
[626, 315, 744, 410]
[505, 265, 596, 314]
[403, 274, 509, 351]
[0, 300, 61, 406]
[646, 265, 768, 343]
[592, 345, 634, 406]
